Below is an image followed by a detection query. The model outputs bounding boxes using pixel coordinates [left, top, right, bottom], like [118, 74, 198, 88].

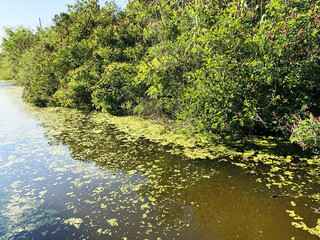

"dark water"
[0, 82, 319, 239]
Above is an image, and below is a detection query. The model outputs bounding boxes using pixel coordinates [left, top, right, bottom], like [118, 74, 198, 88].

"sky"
[0, 0, 127, 42]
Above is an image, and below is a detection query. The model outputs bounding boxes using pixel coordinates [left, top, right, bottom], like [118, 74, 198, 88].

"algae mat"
[0, 82, 319, 239]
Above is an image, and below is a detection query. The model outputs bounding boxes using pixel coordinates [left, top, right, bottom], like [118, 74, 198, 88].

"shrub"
[2, 0, 319, 143]
[0, 26, 39, 84]
[290, 113, 320, 154]
[92, 62, 139, 115]
[53, 65, 99, 109]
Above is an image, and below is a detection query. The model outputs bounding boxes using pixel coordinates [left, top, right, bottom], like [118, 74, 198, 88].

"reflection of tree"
[32, 107, 320, 239]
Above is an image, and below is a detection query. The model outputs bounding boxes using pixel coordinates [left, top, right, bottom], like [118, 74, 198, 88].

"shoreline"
[1, 80, 318, 165]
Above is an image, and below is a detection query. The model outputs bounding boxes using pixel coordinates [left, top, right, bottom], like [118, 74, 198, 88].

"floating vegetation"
[0, 83, 319, 239]
[64, 218, 83, 229]
[0, 190, 60, 239]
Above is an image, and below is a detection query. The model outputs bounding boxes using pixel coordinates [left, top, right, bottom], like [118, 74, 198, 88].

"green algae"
[0, 191, 60, 239]
[107, 218, 119, 227]
[32, 105, 317, 166]
[88, 112, 320, 238]
[1, 84, 320, 239]
[64, 218, 84, 229]
[91, 112, 234, 160]
[287, 209, 320, 238]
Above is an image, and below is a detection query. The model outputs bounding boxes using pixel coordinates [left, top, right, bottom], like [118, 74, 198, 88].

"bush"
[53, 65, 99, 109]
[92, 62, 139, 115]
[290, 113, 320, 154]
[0, 26, 39, 84]
[2, 0, 319, 144]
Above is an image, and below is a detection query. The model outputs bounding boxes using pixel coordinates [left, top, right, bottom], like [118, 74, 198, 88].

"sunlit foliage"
[1, 0, 319, 146]
[0, 26, 40, 84]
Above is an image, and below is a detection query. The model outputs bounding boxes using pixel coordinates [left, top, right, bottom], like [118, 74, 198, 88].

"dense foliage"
[0, 26, 40, 84]
[1, 0, 319, 144]
[290, 113, 320, 154]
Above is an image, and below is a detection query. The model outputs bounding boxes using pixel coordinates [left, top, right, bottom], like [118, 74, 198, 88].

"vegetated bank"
[0, 0, 319, 154]
[1, 1, 320, 236]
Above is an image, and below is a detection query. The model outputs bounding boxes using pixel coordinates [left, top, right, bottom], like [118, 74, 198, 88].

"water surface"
[0, 82, 319, 239]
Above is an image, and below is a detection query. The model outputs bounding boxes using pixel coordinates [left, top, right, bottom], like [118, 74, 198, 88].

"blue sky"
[0, 0, 127, 42]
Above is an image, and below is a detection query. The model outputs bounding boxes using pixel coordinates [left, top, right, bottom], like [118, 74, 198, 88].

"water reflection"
[0, 82, 319, 239]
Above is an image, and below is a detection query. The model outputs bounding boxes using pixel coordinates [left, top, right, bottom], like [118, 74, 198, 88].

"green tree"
[0, 26, 39, 84]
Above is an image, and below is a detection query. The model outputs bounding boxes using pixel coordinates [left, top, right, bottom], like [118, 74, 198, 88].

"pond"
[0, 81, 319, 239]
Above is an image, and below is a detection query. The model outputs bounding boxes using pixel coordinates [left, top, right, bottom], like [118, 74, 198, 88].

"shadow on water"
[0, 82, 319, 239]
[32, 106, 320, 239]
[221, 135, 316, 159]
